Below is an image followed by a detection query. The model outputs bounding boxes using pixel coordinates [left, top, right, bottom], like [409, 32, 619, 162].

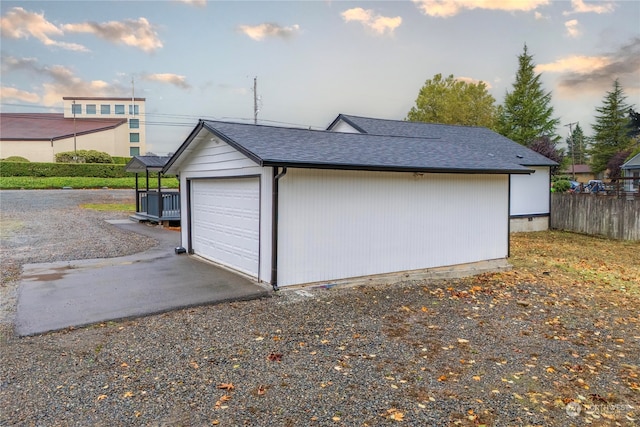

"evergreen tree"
[406, 73, 497, 128]
[589, 79, 633, 175]
[497, 44, 560, 146]
[566, 123, 588, 165]
[628, 108, 640, 142]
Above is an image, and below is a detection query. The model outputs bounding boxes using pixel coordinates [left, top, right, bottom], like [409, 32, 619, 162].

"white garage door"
[191, 178, 260, 277]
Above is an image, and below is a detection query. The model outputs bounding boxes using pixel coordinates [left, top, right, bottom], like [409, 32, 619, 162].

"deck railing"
[138, 190, 180, 220]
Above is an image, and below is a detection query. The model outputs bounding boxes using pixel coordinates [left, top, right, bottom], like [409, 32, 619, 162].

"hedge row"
[112, 157, 131, 164]
[0, 161, 135, 178]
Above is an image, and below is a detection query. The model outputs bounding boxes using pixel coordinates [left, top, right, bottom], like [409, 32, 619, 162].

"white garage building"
[164, 120, 532, 289]
[328, 114, 557, 232]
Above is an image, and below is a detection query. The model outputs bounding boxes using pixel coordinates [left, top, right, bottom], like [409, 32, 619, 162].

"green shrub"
[2, 156, 30, 162]
[553, 179, 571, 193]
[56, 150, 113, 164]
[0, 161, 134, 178]
[112, 156, 132, 164]
[0, 176, 179, 190]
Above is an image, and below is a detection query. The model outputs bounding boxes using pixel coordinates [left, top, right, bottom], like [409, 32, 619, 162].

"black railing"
[137, 190, 180, 220]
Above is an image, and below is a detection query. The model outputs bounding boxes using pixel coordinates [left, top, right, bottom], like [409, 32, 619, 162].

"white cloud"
[63, 17, 163, 53]
[564, 19, 581, 38]
[1, 55, 124, 106]
[237, 23, 300, 41]
[341, 8, 402, 35]
[141, 73, 191, 89]
[0, 7, 88, 52]
[563, 0, 615, 15]
[537, 55, 610, 74]
[537, 38, 640, 93]
[0, 86, 40, 103]
[412, 0, 550, 18]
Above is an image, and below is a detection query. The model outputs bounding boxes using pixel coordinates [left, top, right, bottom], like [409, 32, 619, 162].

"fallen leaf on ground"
[267, 353, 283, 362]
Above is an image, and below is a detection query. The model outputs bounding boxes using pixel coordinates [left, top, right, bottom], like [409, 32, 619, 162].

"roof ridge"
[341, 114, 487, 130]
[203, 119, 442, 140]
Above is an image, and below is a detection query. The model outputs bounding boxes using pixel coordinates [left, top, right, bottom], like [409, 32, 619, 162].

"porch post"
[135, 172, 140, 212]
[157, 171, 163, 220]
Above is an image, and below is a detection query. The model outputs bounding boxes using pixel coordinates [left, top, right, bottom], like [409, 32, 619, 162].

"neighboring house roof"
[0, 113, 127, 141]
[562, 164, 592, 174]
[327, 114, 557, 167]
[622, 152, 640, 169]
[125, 155, 171, 173]
[165, 120, 532, 175]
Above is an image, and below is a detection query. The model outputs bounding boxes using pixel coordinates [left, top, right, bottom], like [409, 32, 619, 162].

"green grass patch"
[0, 177, 178, 190]
[80, 203, 136, 212]
[0, 219, 24, 238]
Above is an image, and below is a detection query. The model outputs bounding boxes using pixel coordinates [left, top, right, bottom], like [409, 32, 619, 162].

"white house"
[164, 120, 532, 289]
[621, 152, 640, 192]
[327, 114, 557, 232]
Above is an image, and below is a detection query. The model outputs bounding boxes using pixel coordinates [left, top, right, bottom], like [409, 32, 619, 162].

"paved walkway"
[15, 220, 270, 336]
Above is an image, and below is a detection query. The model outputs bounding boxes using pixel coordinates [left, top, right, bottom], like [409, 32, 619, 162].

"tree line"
[406, 44, 639, 178]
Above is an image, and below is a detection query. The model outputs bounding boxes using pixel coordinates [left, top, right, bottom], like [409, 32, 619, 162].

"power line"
[0, 102, 327, 130]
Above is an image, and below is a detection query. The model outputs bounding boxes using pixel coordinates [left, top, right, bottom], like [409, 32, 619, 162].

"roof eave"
[163, 121, 206, 174]
[260, 160, 532, 175]
[201, 121, 264, 164]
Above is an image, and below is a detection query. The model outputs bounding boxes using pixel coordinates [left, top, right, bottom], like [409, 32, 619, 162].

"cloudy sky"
[1, 0, 639, 155]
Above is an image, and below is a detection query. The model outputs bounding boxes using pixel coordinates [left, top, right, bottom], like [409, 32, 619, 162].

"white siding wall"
[510, 166, 550, 216]
[277, 169, 509, 287]
[176, 131, 273, 283]
[329, 121, 360, 133]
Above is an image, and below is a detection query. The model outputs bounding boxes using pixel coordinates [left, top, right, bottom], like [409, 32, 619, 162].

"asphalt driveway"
[6, 192, 269, 336]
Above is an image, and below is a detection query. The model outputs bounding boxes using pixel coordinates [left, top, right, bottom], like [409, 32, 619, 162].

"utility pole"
[565, 122, 578, 181]
[253, 76, 258, 125]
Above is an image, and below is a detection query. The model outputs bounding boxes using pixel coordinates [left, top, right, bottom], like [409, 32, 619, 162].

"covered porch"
[124, 155, 180, 224]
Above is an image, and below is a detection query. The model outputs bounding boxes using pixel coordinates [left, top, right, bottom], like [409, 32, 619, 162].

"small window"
[115, 104, 125, 115]
[130, 133, 140, 143]
[86, 104, 96, 114]
[130, 147, 140, 156]
[129, 105, 139, 115]
[129, 118, 139, 129]
[101, 104, 111, 114]
[71, 103, 81, 115]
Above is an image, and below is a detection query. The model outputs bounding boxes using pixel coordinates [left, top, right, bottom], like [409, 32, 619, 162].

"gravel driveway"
[1, 190, 637, 426]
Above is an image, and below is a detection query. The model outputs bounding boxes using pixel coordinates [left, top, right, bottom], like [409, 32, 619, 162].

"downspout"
[157, 171, 163, 220]
[271, 166, 287, 291]
[548, 167, 552, 231]
[507, 175, 511, 258]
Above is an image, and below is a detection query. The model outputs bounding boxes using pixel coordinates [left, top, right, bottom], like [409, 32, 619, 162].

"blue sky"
[1, 0, 639, 155]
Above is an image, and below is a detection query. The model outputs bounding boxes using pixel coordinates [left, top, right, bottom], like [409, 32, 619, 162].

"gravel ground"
[0, 190, 638, 426]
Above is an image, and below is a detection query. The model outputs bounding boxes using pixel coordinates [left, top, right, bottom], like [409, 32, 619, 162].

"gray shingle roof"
[167, 120, 531, 174]
[0, 113, 127, 141]
[330, 114, 557, 167]
[125, 155, 171, 173]
[622, 152, 640, 169]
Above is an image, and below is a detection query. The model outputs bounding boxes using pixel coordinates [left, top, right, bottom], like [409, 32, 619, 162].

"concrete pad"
[15, 221, 270, 336]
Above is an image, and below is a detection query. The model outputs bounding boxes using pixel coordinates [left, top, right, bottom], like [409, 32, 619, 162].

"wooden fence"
[550, 193, 640, 240]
